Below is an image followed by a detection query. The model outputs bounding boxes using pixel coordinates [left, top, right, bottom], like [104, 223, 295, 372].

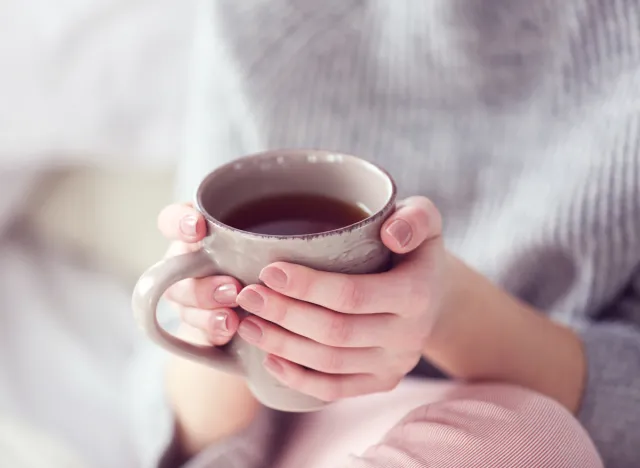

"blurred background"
[2, 0, 195, 274]
[1, 1, 199, 466]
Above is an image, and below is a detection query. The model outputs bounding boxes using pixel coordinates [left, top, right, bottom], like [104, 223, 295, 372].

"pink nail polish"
[386, 219, 413, 247]
[213, 283, 238, 305]
[259, 266, 288, 289]
[237, 288, 264, 312]
[180, 215, 198, 237]
[211, 311, 230, 334]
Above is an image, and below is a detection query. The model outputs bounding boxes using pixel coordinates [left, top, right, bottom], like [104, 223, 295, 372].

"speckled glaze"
[132, 149, 396, 412]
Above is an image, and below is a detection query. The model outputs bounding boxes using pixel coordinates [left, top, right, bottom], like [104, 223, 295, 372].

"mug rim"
[194, 148, 397, 240]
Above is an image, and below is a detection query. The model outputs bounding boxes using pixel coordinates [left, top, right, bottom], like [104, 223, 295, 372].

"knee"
[367, 384, 603, 468]
[447, 385, 602, 466]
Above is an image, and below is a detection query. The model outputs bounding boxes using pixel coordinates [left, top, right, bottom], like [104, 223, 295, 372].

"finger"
[237, 317, 380, 374]
[258, 262, 419, 314]
[158, 203, 206, 242]
[262, 355, 396, 402]
[381, 196, 442, 254]
[166, 275, 241, 309]
[163, 240, 192, 260]
[237, 285, 398, 347]
[174, 322, 214, 345]
[180, 307, 239, 346]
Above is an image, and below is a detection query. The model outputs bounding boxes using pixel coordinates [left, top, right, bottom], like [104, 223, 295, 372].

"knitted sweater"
[131, 1, 640, 467]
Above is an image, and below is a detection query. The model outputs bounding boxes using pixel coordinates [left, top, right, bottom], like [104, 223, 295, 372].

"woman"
[131, 1, 640, 466]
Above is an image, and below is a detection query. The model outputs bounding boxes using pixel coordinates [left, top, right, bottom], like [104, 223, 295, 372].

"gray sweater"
[131, 1, 640, 467]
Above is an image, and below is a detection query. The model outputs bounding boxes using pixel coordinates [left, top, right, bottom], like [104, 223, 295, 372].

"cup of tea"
[132, 149, 397, 412]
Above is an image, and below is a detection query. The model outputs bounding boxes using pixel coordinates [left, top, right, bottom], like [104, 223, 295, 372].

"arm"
[423, 254, 585, 412]
[165, 326, 261, 460]
[128, 329, 275, 468]
[424, 253, 639, 466]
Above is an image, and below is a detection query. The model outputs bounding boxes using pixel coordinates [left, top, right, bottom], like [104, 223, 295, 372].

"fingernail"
[211, 310, 230, 335]
[238, 320, 263, 343]
[259, 266, 288, 289]
[237, 288, 264, 312]
[264, 356, 285, 376]
[386, 219, 413, 248]
[213, 283, 238, 305]
[180, 215, 199, 237]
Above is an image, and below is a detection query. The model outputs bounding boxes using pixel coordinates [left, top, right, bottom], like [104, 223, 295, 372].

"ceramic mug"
[132, 149, 397, 412]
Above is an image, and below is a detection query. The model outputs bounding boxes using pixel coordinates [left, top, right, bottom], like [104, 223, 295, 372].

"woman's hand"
[233, 195, 585, 412]
[235, 196, 451, 401]
[158, 203, 243, 344]
[159, 199, 585, 413]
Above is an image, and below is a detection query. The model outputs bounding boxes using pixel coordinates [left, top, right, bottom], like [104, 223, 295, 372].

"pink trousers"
[274, 379, 603, 468]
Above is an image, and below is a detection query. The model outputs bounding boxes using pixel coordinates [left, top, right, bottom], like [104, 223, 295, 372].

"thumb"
[380, 196, 443, 254]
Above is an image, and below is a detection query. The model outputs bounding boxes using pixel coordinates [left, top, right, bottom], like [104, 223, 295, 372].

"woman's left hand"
[235, 196, 451, 401]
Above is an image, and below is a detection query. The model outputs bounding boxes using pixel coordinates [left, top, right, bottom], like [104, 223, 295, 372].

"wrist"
[423, 254, 586, 412]
[166, 326, 261, 457]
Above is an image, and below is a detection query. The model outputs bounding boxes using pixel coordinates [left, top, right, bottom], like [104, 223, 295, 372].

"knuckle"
[336, 277, 364, 313]
[420, 196, 437, 214]
[192, 283, 209, 309]
[415, 196, 439, 219]
[189, 282, 213, 310]
[319, 348, 344, 373]
[269, 297, 289, 324]
[325, 313, 353, 346]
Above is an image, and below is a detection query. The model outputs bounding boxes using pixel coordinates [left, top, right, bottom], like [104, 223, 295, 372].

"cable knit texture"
[132, 1, 640, 467]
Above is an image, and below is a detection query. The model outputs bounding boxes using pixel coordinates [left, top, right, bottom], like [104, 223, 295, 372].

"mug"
[132, 149, 397, 412]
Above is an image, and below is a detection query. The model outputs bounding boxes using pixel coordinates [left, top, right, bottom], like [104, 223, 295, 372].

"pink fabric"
[274, 379, 603, 468]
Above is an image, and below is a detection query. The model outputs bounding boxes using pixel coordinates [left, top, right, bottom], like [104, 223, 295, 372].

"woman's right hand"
[158, 202, 243, 345]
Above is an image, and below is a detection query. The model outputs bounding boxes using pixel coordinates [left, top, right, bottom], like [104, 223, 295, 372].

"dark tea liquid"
[221, 193, 370, 235]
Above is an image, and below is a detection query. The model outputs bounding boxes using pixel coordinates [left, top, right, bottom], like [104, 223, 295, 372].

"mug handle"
[131, 249, 244, 375]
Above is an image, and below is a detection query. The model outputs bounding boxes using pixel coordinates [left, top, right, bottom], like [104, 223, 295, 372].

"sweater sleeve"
[577, 296, 640, 467]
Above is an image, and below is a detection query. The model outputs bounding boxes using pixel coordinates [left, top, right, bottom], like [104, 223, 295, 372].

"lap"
[273, 378, 602, 468]
[273, 378, 463, 468]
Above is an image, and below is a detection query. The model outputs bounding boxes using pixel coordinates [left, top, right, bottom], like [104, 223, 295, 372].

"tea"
[221, 193, 370, 235]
